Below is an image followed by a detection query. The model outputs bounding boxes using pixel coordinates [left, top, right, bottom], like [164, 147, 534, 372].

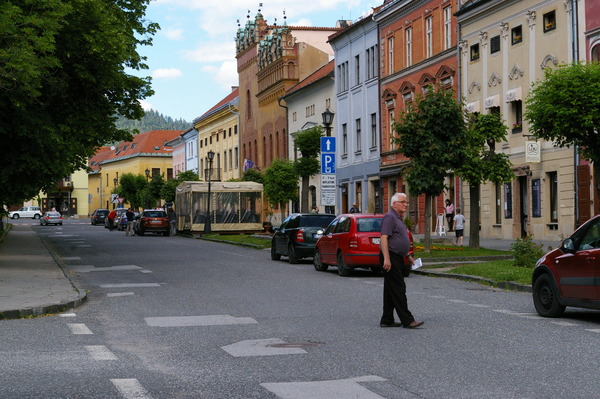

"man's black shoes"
[380, 322, 403, 327]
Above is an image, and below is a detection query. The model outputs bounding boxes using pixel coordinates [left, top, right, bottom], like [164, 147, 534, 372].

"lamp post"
[67, 182, 73, 218]
[204, 150, 215, 234]
[145, 168, 150, 181]
[321, 107, 335, 137]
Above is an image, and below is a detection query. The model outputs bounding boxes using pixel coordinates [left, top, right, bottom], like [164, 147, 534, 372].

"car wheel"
[59, 222, 62, 225]
[337, 253, 350, 277]
[288, 244, 299, 264]
[138, 227, 145, 236]
[33, 214, 40, 219]
[271, 241, 281, 260]
[313, 250, 328, 271]
[164, 230, 170, 236]
[12, 214, 19, 219]
[533, 273, 566, 317]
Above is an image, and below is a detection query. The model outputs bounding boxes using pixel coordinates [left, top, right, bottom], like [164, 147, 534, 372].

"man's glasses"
[395, 200, 408, 204]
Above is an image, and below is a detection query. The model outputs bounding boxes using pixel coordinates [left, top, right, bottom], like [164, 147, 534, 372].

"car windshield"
[357, 218, 382, 233]
[144, 211, 166, 218]
[299, 215, 335, 228]
[47, 212, 61, 217]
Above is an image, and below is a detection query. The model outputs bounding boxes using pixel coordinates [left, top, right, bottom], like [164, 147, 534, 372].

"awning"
[484, 95, 500, 109]
[465, 101, 480, 113]
[505, 87, 522, 102]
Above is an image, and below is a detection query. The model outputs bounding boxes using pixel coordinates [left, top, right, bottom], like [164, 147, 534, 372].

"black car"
[271, 213, 336, 264]
[90, 209, 109, 225]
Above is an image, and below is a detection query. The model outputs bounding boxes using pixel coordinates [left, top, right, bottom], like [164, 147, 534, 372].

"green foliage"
[242, 169, 264, 184]
[510, 235, 544, 268]
[0, 0, 157, 207]
[394, 85, 469, 196]
[160, 179, 179, 204]
[177, 170, 200, 182]
[264, 159, 298, 209]
[118, 173, 147, 210]
[525, 62, 600, 163]
[292, 126, 323, 158]
[293, 157, 320, 179]
[449, 259, 533, 286]
[115, 109, 190, 135]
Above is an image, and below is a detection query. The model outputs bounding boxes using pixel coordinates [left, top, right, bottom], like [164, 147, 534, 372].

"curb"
[412, 268, 532, 293]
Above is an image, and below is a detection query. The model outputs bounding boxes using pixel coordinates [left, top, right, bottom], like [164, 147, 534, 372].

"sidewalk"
[0, 224, 86, 319]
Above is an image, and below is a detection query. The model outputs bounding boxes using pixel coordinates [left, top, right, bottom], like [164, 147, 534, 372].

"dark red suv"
[532, 215, 600, 317]
[134, 209, 170, 236]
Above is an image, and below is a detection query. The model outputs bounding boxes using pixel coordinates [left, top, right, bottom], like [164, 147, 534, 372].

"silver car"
[40, 211, 63, 226]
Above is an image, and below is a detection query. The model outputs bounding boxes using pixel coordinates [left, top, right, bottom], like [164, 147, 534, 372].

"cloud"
[152, 68, 183, 79]
[202, 60, 239, 90]
[139, 99, 154, 111]
[183, 42, 236, 64]
[163, 27, 184, 40]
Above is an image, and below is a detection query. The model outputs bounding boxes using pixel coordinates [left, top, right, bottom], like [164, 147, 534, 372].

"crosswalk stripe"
[67, 323, 93, 335]
[85, 345, 118, 360]
[110, 379, 153, 399]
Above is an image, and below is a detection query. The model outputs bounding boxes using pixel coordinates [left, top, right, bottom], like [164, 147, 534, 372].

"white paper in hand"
[411, 258, 423, 270]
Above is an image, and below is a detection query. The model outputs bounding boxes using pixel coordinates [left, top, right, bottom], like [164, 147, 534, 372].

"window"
[444, 7, 452, 50]
[504, 182, 513, 219]
[342, 123, 348, 155]
[234, 147, 239, 168]
[512, 101, 523, 133]
[355, 118, 362, 152]
[387, 37, 395, 74]
[366, 45, 378, 79]
[548, 172, 558, 222]
[389, 110, 395, 148]
[470, 43, 480, 61]
[511, 25, 522, 45]
[543, 10, 556, 33]
[370, 113, 377, 148]
[229, 149, 233, 170]
[234, 125, 238, 135]
[426, 16, 433, 58]
[532, 179, 541, 218]
[246, 90, 252, 120]
[355, 54, 361, 85]
[496, 183, 502, 224]
[228, 127, 232, 137]
[223, 151, 227, 171]
[337, 62, 349, 92]
[490, 35, 500, 54]
[405, 28, 412, 67]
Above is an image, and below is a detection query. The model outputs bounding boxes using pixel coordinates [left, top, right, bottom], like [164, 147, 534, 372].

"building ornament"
[540, 54, 559, 70]
[500, 22, 509, 39]
[468, 81, 481, 94]
[509, 64, 524, 80]
[526, 10, 536, 28]
[488, 71, 502, 87]
[479, 31, 488, 47]
[459, 40, 469, 56]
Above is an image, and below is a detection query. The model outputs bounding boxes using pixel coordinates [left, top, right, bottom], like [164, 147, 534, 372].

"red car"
[313, 213, 414, 277]
[533, 214, 600, 317]
[134, 209, 170, 236]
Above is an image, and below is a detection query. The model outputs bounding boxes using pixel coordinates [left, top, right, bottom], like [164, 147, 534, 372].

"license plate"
[151, 220, 161, 224]
[372, 237, 380, 245]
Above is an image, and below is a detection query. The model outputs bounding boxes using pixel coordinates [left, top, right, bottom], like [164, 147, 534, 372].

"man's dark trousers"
[380, 251, 415, 326]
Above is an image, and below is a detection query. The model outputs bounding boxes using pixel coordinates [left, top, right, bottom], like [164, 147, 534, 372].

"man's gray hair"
[390, 192, 407, 207]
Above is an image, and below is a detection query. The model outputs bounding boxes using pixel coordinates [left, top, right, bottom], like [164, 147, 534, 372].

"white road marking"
[222, 338, 307, 357]
[85, 345, 118, 360]
[62, 256, 81, 261]
[261, 375, 387, 399]
[107, 292, 135, 297]
[110, 379, 153, 399]
[140, 270, 153, 274]
[99, 283, 161, 288]
[468, 304, 491, 308]
[550, 321, 577, 326]
[59, 313, 77, 317]
[145, 315, 258, 327]
[447, 299, 467, 303]
[493, 309, 519, 315]
[72, 265, 143, 273]
[67, 323, 93, 335]
[585, 329, 600, 334]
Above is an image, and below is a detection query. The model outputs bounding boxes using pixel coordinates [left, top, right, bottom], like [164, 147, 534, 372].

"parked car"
[40, 211, 63, 226]
[271, 213, 336, 264]
[90, 209, 109, 225]
[105, 208, 126, 229]
[533, 215, 600, 317]
[314, 213, 414, 276]
[134, 209, 170, 236]
[9, 206, 42, 219]
[115, 210, 138, 231]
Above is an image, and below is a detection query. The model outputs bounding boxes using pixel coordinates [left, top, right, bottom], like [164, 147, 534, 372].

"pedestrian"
[445, 199, 455, 232]
[107, 209, 117, 231]
[167, 207, 177, 236]
[349, 202, 360, 213]
[310, 205, 319, 214]
[453, 208, 466, 246]
[125, 208, 135, 236]
[379, 192, 424, 329]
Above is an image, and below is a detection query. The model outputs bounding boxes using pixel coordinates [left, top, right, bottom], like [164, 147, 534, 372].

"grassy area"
[447, 259, 533, 286]
[414, 243, 509, 258]
[202, 233, 272, 249]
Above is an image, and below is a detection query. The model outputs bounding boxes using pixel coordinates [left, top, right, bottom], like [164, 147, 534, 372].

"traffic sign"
[321, 153, 335, 174]
[320, 137, 336, 153]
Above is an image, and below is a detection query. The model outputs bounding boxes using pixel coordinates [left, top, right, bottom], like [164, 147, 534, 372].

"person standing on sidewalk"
[445, 199, 455, 232]
[453, 208, 466, 246]
[125, 208, 135, 236]
[379, 192, 424, 329]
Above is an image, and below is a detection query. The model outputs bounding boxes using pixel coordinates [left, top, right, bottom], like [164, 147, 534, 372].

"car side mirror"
[562, 238, 575, 253]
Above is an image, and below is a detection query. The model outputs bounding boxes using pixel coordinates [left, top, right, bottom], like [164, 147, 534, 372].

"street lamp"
[113, 177, 118, 187]
[321, 107, 335, 137]
[67, 182, 73, 218]
[145, 168, 150, 181]
[204, 150, 215, 234]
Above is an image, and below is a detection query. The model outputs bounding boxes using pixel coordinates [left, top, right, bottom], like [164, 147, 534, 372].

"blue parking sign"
[320, 137, 336, 153]
[321, 153, 335, 174]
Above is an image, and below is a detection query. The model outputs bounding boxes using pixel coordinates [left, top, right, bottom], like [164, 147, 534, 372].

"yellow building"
[36, 168, 90, 219]
[88, 130, 184, 211]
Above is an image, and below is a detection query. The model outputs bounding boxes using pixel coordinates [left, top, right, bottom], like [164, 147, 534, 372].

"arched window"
[246, 90, 252, 120]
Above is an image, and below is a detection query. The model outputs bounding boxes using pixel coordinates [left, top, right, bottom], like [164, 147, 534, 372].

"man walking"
[125, 208, 135, 236]
[379, 192, 424, 329]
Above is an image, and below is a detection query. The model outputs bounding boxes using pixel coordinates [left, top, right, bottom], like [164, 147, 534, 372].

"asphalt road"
[2, 219, 600, 398]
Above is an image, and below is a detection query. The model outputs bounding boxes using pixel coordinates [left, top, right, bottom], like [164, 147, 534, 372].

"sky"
[135, 0, 380, 123]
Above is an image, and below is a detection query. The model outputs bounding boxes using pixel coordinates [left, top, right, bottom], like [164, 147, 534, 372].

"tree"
[160, 170, 200, 205]
[525, 62, 600, 200]
[263, 159, 299, 221]
[241, 169, 264, 184]
[0, 0, 157, 208]
[394, 85, 469, 251]
[292, 126, 323, 212]
[455, 113, 514, 248]
[118, 173, 148, 211]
